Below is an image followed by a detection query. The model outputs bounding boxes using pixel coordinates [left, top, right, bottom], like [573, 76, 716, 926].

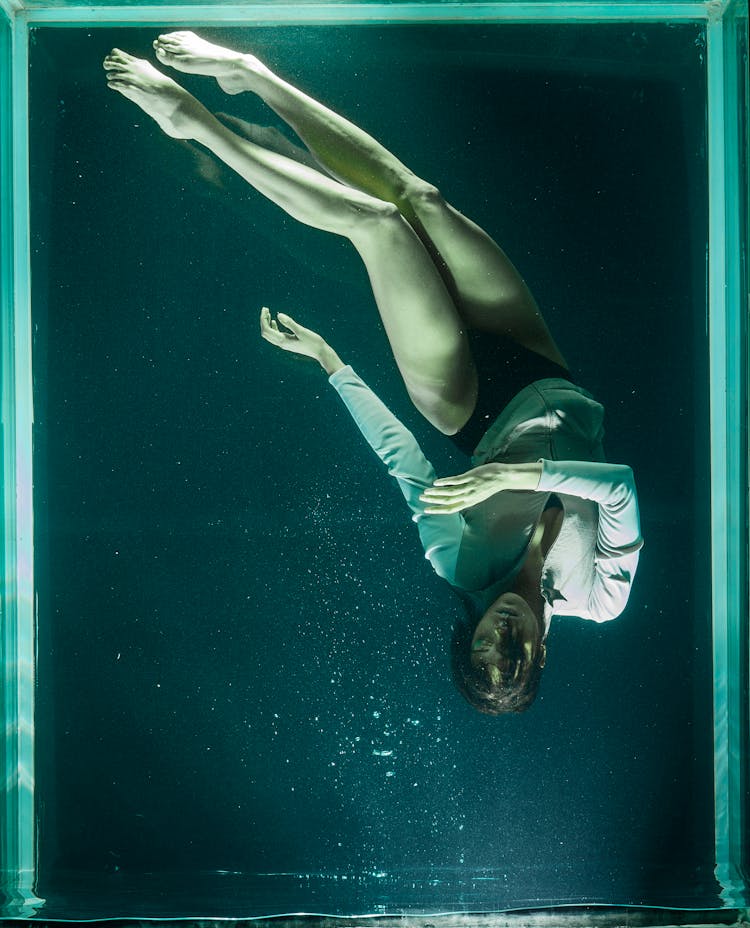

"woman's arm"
[420, 459, 641, 558]
[537, 460, 642, 556]
[537, 460, 642, 622]
[420, 457, 642, 621]
[329, 366, 462, 580]
[259, 308, 462, 582]
[419, 461, 543, 512]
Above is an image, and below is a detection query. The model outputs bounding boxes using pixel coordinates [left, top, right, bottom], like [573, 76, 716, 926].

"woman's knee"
[407, 385, 475, 436]
[345, 194, 400, 228]
[402, 351, 478, 435]
[402, 177, 445, 213]
[345, 196, 407, 245]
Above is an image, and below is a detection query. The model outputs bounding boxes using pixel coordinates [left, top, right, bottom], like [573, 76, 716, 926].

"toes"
[153, 43, 177, 59]
[107, 48, 134, 62]
[154, 44, 184, 59]
[106, 75, 134, 89]
[156, 32, 188, 46]
[106, 81, 134, 98]
[103, 48, 138, 70]
[104, 60, 135, 80]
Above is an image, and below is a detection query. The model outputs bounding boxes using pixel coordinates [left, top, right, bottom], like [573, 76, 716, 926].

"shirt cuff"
[329, 365, 356, 387]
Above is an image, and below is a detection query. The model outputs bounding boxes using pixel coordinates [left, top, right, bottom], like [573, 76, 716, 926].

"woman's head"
[451, 591, 547, 714]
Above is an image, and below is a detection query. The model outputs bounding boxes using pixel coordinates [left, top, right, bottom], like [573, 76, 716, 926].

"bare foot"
[103, 49, 212, 139]
[152, 31, 265, 95]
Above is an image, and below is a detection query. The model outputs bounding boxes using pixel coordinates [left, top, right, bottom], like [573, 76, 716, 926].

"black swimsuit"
[449, 331, 575, 456]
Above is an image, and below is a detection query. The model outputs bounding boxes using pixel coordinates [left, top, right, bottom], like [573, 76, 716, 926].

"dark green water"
[30, 22, 717, 918]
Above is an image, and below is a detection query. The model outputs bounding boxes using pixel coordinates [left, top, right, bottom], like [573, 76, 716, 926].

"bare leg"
[103, 50, 477, 434]
[152, 32, 567, 367]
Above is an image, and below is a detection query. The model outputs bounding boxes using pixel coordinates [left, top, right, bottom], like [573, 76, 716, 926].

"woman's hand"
[419, 462, 543, 514]
[259, 307, 345, 374]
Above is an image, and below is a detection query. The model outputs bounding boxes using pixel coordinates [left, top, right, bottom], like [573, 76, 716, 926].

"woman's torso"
[446, 333, 604, 596]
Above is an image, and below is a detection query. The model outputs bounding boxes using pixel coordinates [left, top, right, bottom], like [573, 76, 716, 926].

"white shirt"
[329, 366, 642, 623]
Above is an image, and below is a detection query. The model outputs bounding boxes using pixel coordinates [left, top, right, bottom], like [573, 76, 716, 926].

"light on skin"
[259, 307, 345, 375]
[418, 462, 543, 514]
[470, 592, 546, 684]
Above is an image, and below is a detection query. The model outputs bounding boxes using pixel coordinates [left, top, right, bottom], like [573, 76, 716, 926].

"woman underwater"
[104, 33, 643, 714]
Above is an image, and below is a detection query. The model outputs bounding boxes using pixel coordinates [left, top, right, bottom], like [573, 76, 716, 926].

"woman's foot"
[103, 49, 213, 139]
[152, 31, 264, 95]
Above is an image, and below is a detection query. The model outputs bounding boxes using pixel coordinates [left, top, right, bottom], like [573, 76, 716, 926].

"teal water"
[30, 23, 718, 918]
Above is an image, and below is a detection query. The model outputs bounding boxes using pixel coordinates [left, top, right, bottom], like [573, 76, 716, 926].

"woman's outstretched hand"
[419, 462, 544, 514]
[259, 307, 345, 375]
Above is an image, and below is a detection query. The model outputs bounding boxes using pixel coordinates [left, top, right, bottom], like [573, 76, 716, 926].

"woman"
[104, 33, 643, 714]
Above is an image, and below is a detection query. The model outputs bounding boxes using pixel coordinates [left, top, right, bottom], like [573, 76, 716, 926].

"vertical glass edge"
[736, 0, 750, 899]
[2, 12, 44, 920]
[0, 2, 17, 911]
[0, 0, 12, 901]
[707, 0, 750, 908]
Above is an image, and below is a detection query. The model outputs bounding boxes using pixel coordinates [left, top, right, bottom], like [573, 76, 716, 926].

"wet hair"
[450, 590, 545, 715]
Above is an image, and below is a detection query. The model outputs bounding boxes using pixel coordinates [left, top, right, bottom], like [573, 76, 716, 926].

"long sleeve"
[329, 366, 462, 582]
[538, 459, 643, 622]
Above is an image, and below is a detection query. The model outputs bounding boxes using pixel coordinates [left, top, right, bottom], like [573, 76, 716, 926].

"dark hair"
[450, 589, 546, 715]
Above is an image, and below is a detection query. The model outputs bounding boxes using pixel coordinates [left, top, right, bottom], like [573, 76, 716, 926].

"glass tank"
[1, 0, 748, 921]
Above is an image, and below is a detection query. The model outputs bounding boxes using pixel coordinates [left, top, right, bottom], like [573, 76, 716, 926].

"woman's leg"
[103, 50, 477, 434]
[152, 32, 567, 367]
[403, 188, 569, 368]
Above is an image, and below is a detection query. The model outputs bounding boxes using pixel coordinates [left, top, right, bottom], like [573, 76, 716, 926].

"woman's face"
[470, 592, 546, 683]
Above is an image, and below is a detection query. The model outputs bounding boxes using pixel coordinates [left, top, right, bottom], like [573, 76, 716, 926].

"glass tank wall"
[1, 0, 748, 921]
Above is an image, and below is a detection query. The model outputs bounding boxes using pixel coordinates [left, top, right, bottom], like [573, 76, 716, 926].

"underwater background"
[30, 22, 716, 917]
